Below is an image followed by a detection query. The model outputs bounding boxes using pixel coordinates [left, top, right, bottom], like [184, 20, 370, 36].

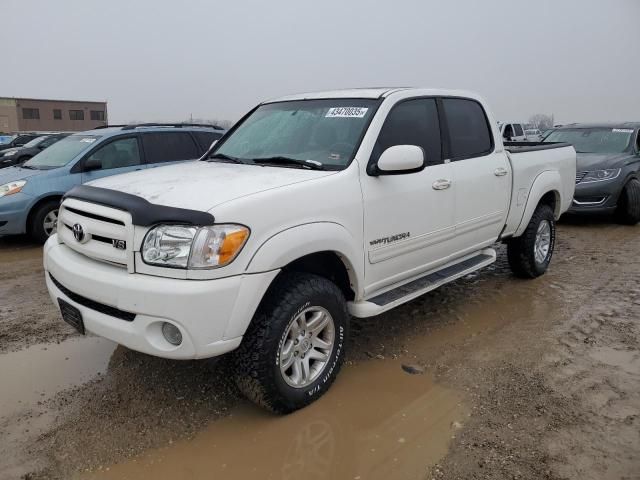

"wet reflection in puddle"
[0, 336, 116, 414]
[82, 360, 466, 480]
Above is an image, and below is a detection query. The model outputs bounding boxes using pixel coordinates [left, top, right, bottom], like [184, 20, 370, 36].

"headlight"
[0, 180, 27, 198]
[142, 224, 249, 269]
[581, 169, 621, 183]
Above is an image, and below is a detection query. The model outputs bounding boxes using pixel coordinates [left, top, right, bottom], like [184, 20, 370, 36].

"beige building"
[0, 97, 108, 133]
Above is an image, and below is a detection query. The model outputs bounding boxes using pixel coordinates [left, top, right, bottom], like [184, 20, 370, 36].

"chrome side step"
[348, 248, 496, 318]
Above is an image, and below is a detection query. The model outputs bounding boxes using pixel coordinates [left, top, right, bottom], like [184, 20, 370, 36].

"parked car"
[42, 88, 576, 413]
[544, 123, 640, 223]
[0, 124, 224, 242]
[524, 129, 543, 142]
[0, 133, 41, 152]
[0, 135, 14, 145]
[498, 122, 529, 141]
[0, 133, 71, 169]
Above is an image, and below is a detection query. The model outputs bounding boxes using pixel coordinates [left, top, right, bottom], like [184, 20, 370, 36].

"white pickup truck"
[44, 88, 576, 412]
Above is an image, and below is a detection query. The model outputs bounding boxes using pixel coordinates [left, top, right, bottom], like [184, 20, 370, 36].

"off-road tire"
[507, 204, 556, 279]
[29, 200, 60, 244]
[615, 178, 640, 225]
[233, 272, 349, 413]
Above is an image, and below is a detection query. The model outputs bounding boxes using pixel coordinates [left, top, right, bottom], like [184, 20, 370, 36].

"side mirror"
[375, 145, 425, 175]
[84, 158, 102, 172]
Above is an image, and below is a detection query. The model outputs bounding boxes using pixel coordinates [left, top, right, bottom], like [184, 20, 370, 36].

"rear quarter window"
[141, 132, 201, 163]
[193, 131, 223, 151]
[442, 98, 493, 160]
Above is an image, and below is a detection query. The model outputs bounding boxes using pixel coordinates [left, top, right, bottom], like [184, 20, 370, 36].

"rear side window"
[442, 98, 493, 159]
[141, 132, 201, 163]
[193, 131, 223, 151]
[514, 124, 524, 137]
[372, 98, 442, 166]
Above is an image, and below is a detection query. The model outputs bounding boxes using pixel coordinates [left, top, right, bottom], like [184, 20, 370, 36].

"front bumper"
[43, 237, 278, 359]
[568, 177, 624, 214]
[0, 192, 32, 235]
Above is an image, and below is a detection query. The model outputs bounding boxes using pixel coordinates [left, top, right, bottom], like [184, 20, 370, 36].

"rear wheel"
[507, 204, 556, 278]
[233, 272, 349, 413]
[29, 200, 60, 244]
[615, 178, 640, 225]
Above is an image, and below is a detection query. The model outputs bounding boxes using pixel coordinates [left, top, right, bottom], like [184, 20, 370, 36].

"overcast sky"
[1, 0, 638, 125]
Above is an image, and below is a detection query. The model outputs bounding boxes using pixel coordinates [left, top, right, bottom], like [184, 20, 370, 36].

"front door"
[361, 98, 457, 297]
[81, 136, 146, 183]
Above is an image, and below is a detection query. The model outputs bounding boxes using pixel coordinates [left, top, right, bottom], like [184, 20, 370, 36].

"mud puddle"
[0, 336, 116, 413]
[0, 337, 116, 478]
[81, 360, 466, 480]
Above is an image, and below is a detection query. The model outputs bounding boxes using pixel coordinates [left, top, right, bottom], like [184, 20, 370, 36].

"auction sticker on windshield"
[612, 129, 633, 134]
[325, 107, 368, 118]
[80, 137, 97, 143]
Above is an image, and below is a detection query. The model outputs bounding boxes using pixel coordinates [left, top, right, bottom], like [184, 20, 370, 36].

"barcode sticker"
[325, 107, 369, 118]
[612, 129, 633, 134]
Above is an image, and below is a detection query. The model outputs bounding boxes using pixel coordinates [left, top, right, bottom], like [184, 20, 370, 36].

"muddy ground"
[0, 218, 638, 480]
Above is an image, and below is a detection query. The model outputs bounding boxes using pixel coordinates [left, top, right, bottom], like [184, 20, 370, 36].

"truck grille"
[57, 199, 134, 270]
[575, 171, 588, 184]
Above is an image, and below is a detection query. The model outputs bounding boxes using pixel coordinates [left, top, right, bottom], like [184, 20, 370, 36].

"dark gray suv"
[545, 123, 640, 224]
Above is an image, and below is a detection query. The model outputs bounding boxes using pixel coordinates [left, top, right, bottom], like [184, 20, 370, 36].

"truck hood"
[576, 152, 636, 171]
[88, 160, 336, 211]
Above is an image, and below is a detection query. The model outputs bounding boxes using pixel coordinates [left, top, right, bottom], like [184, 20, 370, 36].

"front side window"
[141, 132, 200, 163]
[23, 135, 100, 169]
[211, 99, 379, 169]
[545, 128, 633, 154]
[22, 108, 40, 120]
[442, 98, 493, 159]
[85, 137, 142, 170]
[69, 110, 84, 121]
[371, 98, 442, 166]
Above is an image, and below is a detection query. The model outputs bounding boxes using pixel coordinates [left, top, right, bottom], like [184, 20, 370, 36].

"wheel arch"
[26, 194, 64, 233]
[245, 222, 363, 300]
[514, 171, 563, 237]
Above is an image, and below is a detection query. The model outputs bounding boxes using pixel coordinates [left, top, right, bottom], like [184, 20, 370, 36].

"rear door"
[141, 131, 202, 168]
[361, 97, 456, 295]
[442, 97, 510, 253]
[81, 135, 147, 183]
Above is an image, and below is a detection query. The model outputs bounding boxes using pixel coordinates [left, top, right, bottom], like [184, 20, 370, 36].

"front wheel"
[615, 178, 640, 225]
[29, 200, 60, 244]
[507, 204, 556, 279]
[233, 272, 349, 413]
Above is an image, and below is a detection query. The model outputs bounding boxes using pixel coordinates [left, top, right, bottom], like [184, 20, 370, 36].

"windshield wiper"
[252, 156, 326, 170]
[206, 153, 253, 165]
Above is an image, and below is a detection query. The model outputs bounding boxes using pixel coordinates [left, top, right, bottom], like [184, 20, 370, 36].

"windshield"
[210, 98, 380, 169]
[545, 128, 633, 154]
[23, 135, 100, 169]
[22, 136, 48, 148]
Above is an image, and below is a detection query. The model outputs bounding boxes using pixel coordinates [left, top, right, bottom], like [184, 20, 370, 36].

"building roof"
[0, 96, 107, 104]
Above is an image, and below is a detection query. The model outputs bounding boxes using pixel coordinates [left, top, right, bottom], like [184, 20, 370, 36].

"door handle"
[494, 168, 508, 177]
[432, 179, 452, 190]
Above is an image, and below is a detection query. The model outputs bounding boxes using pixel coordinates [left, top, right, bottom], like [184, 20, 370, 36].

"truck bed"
[501, 142, 576, 238]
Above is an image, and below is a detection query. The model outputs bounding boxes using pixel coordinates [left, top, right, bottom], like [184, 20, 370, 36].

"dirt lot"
[0, 219, 639, 480]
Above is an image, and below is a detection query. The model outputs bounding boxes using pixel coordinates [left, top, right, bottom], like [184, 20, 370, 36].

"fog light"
[161, 322, 182, 346]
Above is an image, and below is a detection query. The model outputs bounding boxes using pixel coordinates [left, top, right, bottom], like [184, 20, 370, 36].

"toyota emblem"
[72, 223, 86, 243]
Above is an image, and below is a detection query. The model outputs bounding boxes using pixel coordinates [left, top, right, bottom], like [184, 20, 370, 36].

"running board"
[348, 249, 496, 318]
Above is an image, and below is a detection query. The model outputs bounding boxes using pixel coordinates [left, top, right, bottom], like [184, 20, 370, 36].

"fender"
[245, 222, 364, 296]
[514, 170, 562, 237]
